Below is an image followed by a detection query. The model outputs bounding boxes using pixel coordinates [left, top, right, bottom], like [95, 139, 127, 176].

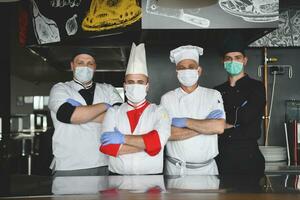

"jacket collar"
[226, 74, 250, 87]
[127, 100, 149, 110]
[71, 80, 95, 91]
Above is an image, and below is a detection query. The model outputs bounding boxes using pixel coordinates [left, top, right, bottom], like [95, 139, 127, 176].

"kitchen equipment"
[259, 146, 287, 162]
[285, 121, 300, 165]
[10, 113, 49, 175]
[285, 100, 300, 123]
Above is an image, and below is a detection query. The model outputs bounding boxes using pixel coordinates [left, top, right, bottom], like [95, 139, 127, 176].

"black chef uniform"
[214, 74, 266, 176]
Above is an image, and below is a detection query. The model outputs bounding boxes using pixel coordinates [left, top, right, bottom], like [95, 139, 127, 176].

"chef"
[48, 48, 123, 176]
[160, 45, 225, 175]
[99, 43, 171, 175]
[214, 33, 266, 176]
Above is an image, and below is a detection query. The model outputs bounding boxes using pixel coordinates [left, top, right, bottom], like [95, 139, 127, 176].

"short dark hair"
[71, 48, 96, 61]
[223, 51, 246, 59]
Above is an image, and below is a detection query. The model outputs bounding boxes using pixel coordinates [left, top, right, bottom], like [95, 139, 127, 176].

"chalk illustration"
[82, 0, 142, 31]
[32, 0, 60, 44]
[65, 14, 78, 36]
[50, 0, 81, 8]
[250, 10, 300, 47]
[218, 0, 279, 23]
[290, 10, 300, 46]
[145, 0, 210, 28]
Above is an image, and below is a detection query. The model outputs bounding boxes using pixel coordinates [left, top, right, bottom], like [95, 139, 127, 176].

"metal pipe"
[28, 155, 32, 175]
[294, 121, 298, 166]
[263, 48, 279, 145]
[263, 47, 269, 146]
[284, 122, 291, 166]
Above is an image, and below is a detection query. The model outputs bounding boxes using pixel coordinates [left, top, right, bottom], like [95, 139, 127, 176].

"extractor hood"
[28, 46, 129, 72]
[11, 28, 274, 83]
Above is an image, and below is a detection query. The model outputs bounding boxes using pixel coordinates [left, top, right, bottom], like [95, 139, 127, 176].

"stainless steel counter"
[0, 172, 299, 199]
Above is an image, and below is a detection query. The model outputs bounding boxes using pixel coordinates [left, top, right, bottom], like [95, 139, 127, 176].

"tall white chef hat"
[170, 45, 203, 65]
[126, 43, 148, 77]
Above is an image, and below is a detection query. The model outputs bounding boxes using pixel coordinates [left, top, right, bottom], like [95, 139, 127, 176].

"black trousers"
[216, 145, 265, 192]
[216, 144, 265, 175]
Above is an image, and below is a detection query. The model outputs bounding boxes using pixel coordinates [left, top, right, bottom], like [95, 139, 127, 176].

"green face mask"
[224, 61, 244, 76]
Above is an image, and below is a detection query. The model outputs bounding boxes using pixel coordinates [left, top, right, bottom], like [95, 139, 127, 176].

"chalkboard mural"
[82, 0, 142, 31]
[250, 10, 300, 47]
[50, 0, 81, 8]
[32, 0, 61, 44]
[219, 0, 279, 23]
[142, 0, 279, 29]
[26, 0, 141, 45]
[65, 14, 78, 36]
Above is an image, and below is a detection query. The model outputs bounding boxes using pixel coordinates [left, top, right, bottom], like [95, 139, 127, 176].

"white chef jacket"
[52, 176, 108, 195]
[101, 102, 171, 175]
[167, 175, 220, 190]
[160, 86, 225, 175]
[48, 80, 123, 171]
[108, 175, 166, 193]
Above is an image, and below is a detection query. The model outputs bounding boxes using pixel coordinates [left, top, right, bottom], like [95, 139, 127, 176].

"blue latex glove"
[103, 103, 112, 109]
[66, 98, 82, 107]
[206, 109, 224, 119]
[100, 127, 125, 145]
[171, 118, 187, 128]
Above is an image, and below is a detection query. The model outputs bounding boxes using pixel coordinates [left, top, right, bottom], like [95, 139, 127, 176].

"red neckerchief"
[126, 101, 150, 133]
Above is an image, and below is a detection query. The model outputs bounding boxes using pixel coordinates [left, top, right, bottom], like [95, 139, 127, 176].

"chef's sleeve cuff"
[142, 130, 161, 156]
[99, 144, 121, 157]
[56, 102, 76, 123]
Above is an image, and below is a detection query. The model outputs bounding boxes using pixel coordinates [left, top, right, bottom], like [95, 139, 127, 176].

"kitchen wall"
[145, 45, 300, 146]
[11, 45, 300, 147]
[10, 75, 55, 115]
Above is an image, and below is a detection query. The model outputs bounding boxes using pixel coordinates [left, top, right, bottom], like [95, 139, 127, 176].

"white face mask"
[177, 69, 199, 87]
[74, 66, 94, 84]
[125, 84, 147, 104]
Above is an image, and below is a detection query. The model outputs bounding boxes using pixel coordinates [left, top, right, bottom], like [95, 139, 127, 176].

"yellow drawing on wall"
[82, 0, 142, 31]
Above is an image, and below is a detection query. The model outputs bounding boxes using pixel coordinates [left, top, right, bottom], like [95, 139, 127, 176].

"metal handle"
[30, 114, 35, 131]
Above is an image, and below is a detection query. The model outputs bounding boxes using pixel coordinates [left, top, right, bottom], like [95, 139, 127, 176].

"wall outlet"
[270, 66, 285, 75]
